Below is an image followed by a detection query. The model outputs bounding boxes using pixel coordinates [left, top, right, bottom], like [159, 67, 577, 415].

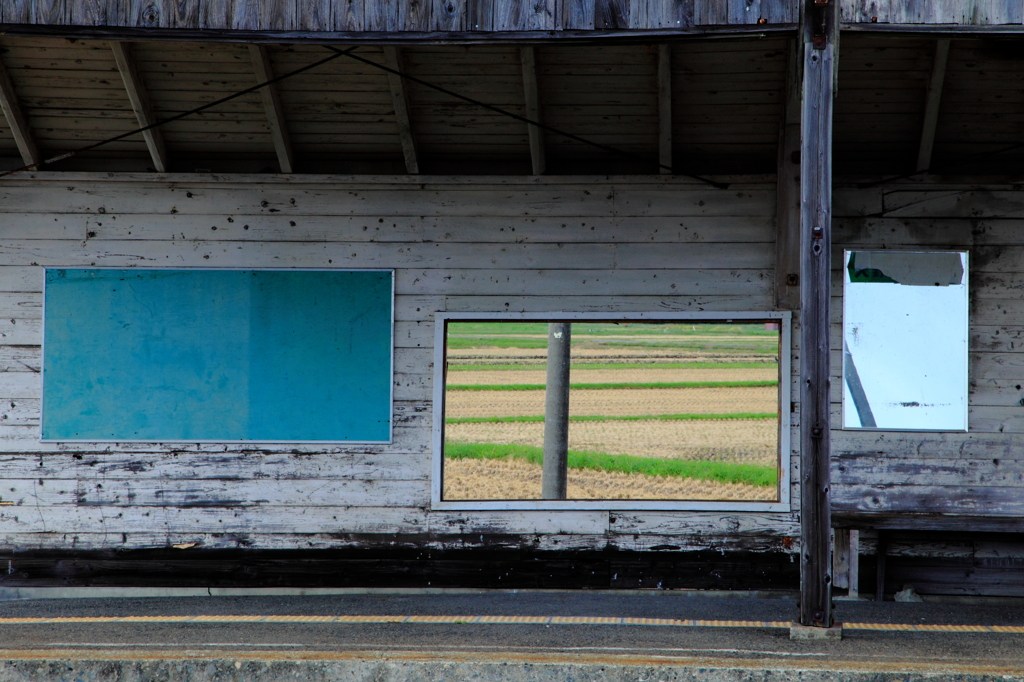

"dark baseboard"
[0, 541, 799, 591]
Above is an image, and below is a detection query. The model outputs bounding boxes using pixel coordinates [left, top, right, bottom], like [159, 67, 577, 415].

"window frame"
[431, 311, 792, 512]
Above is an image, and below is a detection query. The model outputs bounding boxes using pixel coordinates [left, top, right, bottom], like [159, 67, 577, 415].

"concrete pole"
[542, 322, 571, 499]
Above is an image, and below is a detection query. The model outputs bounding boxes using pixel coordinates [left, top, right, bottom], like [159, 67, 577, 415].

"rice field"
[442, 321, 781, 502]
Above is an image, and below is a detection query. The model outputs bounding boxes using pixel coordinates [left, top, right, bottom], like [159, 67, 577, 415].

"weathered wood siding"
[0, 0, 798, 31]
[0, 173, 799, 555]
[841, 0, 1024, 26]
[832, 181, 1024, 519]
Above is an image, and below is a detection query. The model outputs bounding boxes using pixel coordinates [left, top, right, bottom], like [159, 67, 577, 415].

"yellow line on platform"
[0, 614, 1021, 633]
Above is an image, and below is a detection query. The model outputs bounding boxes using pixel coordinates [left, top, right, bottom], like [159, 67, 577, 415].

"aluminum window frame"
[431, 311, 792, 512]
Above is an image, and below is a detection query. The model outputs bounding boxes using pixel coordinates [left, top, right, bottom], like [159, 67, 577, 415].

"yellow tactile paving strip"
[0, 614, 1020, 633]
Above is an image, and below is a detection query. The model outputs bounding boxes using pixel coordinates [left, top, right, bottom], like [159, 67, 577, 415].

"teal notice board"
[42, 269, 394, 442]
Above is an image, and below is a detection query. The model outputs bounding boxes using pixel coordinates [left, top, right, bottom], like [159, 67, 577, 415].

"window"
[842, 251, 968, 431]
[432, 312, 791, 511]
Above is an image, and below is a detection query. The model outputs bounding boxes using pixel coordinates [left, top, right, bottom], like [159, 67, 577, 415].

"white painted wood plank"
[0, 505, 430, 535]
[442, 294, 775, 313]
[0, 293, 439, 323]
[611, 512, 798, 536]
[0, 423, 431, 453]
[0, 477, 430, 507]
[429, 510, 608, 535]
[0, 240, 617, 270]
[71, 214, 774, 244]
[397, 268, 773, 296]
[0, 449, 429, 480]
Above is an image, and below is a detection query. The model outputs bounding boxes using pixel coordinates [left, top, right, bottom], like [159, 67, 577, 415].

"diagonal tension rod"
[327, 45, 729, 190]
[0, 48, 355, 179]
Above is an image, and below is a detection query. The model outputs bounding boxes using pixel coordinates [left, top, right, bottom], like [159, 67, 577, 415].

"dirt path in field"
[443, 457, 776, 501]
[446, 419, 776, 465]
[447, 367, 778, 386]
[445, 386, 777, 418]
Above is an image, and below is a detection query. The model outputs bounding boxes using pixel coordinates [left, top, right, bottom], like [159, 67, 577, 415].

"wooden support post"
[0, 54, 40, 167]
[798, 0, 837, 630]
[383, 46, 419, 175]
[542, 322, 570, 499]
[520, 46, 546, 175]
[775, 37, 802, 310]
[849, 529, 860, 598]
[916, 38, 950, 173]
[249, 45, 294, 174]
[111, 41, 168, 173]
[657, 44, 672, 175]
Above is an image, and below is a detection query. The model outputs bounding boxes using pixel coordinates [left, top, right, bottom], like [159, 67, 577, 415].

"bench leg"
[876, 530, 887, 602]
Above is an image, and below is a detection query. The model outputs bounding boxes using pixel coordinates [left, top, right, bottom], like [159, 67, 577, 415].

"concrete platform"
[0, 590, 1020, 680]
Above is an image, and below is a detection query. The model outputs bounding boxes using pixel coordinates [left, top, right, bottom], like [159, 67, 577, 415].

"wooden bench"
[831, 514, 1024, 600]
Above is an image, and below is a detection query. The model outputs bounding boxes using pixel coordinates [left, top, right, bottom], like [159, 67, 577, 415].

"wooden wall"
[832, 181, 1024, 522]
[0, 0, 797, 32]
[841, 1, 1024, 26]
[0, 173, 800, 557]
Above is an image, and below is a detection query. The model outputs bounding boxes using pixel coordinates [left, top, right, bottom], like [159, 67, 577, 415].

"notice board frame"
[40, 267, 395, 444]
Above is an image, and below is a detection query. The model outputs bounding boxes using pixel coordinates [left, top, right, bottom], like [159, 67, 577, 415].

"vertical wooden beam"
[110, 41, 168, 173]
[916, 38, 950, 174]
[798, 0, 837, 630]
[249, 44, 294, 174]
[848, 529, 860, 598]
[657, 43, 672, 175]
[0, 55, 40, 167]
[383, 46, 419, 175]
[833, 528, 850, 590]
[775, 37, 802, 309]
[520, 46, 545, 175]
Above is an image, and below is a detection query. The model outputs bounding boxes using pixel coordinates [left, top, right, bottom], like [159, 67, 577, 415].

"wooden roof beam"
[0, 55, 40, 167]
[520, 46, 545, 175]
[916, 38, 951, 174]
[111, 41, 168, 173]
[658, 44, 672, 175]
[249, 45, 295, 174]
[383, 47, 419, 175]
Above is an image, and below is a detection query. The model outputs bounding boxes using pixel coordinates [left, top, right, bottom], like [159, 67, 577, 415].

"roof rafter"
[111, 41, 169, 173]
[916, 38, 951, 173]
[383, 46, 419, 175]
[657, 44, 672, 175]
[249, 44, 295, 174]
[111, 41, 168, 173]
[520, 46, 545, 175]
[0, 55, 40, 167]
